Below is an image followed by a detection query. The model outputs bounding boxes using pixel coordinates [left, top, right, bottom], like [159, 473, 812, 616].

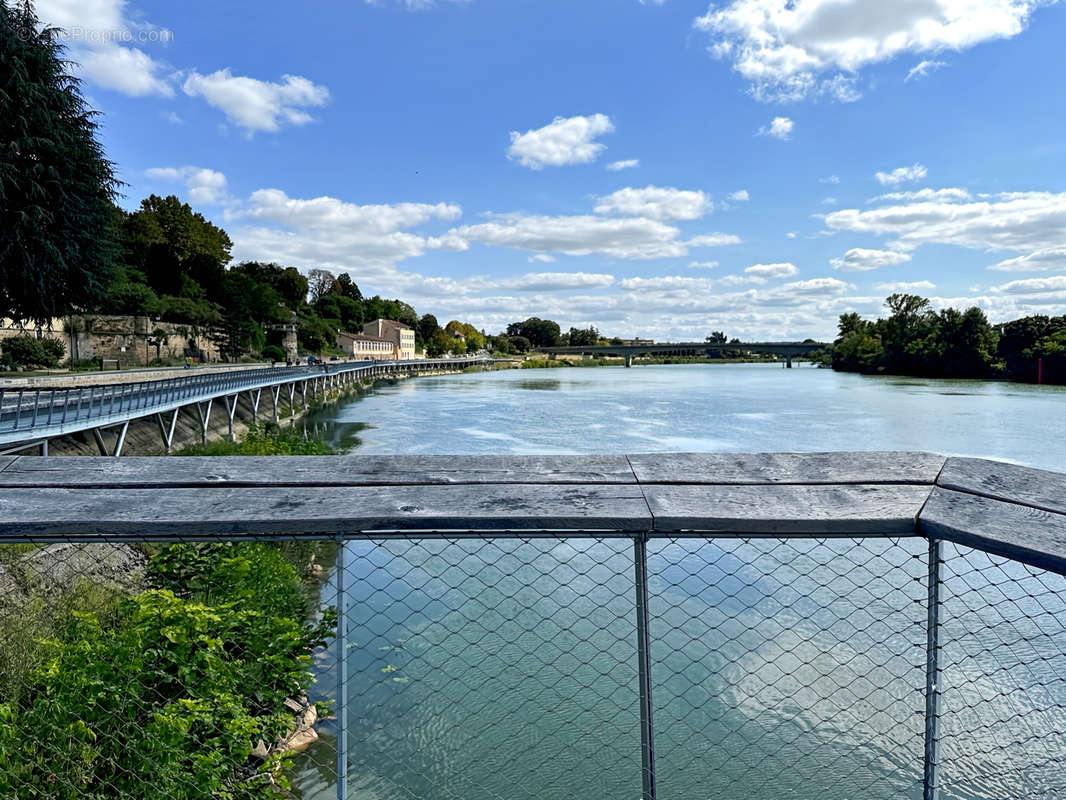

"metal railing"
[0, 357, 489, 446]
[2, 528, 1063, 800]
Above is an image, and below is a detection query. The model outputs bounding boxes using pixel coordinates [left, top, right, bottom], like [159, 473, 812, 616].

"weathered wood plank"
[936, 457, 1066, 516]
[0, 456, 17, 472]
[644, 483, 931, 535]
[919, 487, 1066, 576]
[0, 484, 652, 538]
[0, 454, 637, 488]
[628, 451, 945, 485]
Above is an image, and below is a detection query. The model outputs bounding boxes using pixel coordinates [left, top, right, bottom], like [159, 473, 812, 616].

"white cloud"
[820, 175, 841, 184]
[163, 111, 183, 124]
[594, 186, 713, 220]
[906, 59, 948, 81]
[35, 0, 173, 97]
[727, 189, 750, 202]
[988, 247, 1066, 272]
[830, 248, 912, 271]
[688, 260, 720, 269]
[746, 262, 799, 279]
[758, 116, 794, 140]
[146, 166, 230, 205]
[78, 44, 173, 96]
[695, 0, 1050, 102]
[365, 0, 469, 9]
[228, 189, 464, 276]
[489, 272, 616, 292]
[786, 231, 797, 239]
[507, 114, 614, 169]
[182, 70, 330, 133]
[528, 253, 557, 264]
[450, 214, 690, 260]
[607, 159, 640, 171]
[871, 187, 971, 203]
[688, 232, 743, 247]
[825, 190, 1066, 255]
[992, 276, 1066, 294]
[619, 276, 713, 292]
[875, 163, 928, 186]
[822, 197, 838, 205]
[874, 280, 937, 292]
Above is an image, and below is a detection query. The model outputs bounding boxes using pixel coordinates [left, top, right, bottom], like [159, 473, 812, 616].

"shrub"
[0, 590, 334, 799]
[0, 335, 65, 368]
[261, 344, 286, 362]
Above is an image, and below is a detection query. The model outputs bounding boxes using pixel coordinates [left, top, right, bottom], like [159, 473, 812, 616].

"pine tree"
[0, 0, 119, 324]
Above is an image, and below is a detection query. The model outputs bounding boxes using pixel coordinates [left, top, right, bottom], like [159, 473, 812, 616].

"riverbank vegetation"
[833, 294, 1066, 383]
[0, 424, 338, 798]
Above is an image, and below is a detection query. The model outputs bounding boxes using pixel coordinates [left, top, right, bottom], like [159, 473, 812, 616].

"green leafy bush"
[0, 335, 65, 369]
[177, 423, 333, 456]
[0, 590, 333, 799]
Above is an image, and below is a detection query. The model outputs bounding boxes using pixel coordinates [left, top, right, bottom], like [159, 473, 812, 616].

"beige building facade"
[363, 319, 416, 360]
[336, 331, 397, 360]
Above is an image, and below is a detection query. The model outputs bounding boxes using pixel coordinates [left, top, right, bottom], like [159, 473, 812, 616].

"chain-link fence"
[1, 532, 1064, 799]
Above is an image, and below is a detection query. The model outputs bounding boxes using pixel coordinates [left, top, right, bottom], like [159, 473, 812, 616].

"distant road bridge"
[540, 341, 828, 368]
[0, 356, 489, 457]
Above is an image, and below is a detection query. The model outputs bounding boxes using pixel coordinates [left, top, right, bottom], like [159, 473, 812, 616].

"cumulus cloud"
[727, 189, 750, 202]
[746, 262, 799, 279]
[820, 175, 841, 184]
[825, 190, 1066, 256]
[688, 260, 720, 269]
[694, 0, 1050, 102]
[528, 253, 557, 264]
[906, 59, 948, 81]
[228, 188, 464, 276]
[488, 272, 616, 291]
[988, 247, 1066, 272]
[607, 159, 640, 171]
[992, 275, 1066, 295]
[593, 186, 713, 220]
[830, 248, 912, 271]
[35, 0, 173, 96]
[146, 166, 230, 205]
[182, 70, 330, 133]
[875, 163, 928, 186]
[451, 214, 689, 260]
[507, 114, 614, 169]
[874, 280, 937, 292]
[758, 116, 794, 140]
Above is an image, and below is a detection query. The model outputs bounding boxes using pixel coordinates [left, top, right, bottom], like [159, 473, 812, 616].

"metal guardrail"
[0, 453, 1064, 799]
[0, 357, 489, 450]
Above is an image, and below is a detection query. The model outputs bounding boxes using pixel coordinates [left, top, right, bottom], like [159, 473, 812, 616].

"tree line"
[833, 294, 1066, 384]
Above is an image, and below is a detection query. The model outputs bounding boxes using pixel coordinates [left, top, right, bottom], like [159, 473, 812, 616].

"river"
[294, 364, 1066, 800]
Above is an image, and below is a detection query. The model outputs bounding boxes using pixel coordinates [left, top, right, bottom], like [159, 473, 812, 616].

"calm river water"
[294, 365, 1066, 800]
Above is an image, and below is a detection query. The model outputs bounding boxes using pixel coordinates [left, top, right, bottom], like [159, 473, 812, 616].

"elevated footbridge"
[0, 356, 489, 456]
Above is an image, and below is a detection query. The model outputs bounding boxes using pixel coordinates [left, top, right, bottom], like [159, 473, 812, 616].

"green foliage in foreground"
[0, 427, 338, 798]
[0, 590, 333, 799]
[177, 423, 334, 456]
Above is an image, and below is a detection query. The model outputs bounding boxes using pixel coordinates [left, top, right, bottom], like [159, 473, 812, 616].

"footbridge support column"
[625, 355, 633, 368]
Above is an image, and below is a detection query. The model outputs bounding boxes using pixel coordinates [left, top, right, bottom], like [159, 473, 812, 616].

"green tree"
[0, 1, 120, 324]
[705, 331, 728, 345]
[569, 326, 600, 347]
[0, 335, 65, 369]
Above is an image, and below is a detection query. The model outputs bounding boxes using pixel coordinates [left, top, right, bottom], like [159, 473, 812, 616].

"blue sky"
[35, 0, 1066, 340]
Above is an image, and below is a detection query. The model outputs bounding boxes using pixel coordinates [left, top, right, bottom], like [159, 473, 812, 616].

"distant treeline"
[832, 294, 1066, 384]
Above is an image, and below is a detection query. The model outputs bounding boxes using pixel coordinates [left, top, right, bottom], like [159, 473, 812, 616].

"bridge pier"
[625, 355, 633, 368]
[786, 356, 793, 369]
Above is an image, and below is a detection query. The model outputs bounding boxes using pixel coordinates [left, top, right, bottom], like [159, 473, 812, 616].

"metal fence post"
[923, 538, 943, 800]
[335, 535, 349, 800]
[633, 532, 657, 800]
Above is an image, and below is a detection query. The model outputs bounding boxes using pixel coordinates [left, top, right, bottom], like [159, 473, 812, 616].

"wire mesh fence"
[1, 532, 1065, 800]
